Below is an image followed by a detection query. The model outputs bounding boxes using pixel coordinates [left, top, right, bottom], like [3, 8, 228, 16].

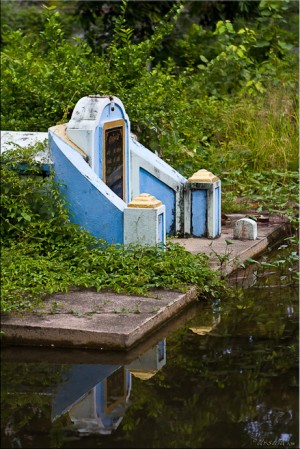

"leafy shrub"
[1, 2, 298, 178]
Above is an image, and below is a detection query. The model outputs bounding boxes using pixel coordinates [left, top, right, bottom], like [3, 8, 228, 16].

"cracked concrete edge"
[1, 325, 128, 350]
[123, 287, 199, 348]
[1, 303, 202, 365]
[1, 287, 199, 351]
[219, 222, 290, 275]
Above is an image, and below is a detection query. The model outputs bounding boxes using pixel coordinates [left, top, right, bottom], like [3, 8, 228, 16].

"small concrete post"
[186, 169, 221, 238]
[233, 218, 257, 240]
[124, 193, 166, 246]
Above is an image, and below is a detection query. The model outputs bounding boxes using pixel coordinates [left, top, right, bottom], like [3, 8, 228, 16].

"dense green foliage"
[0, 1, 298, 314]
[1, 1, 298, 174]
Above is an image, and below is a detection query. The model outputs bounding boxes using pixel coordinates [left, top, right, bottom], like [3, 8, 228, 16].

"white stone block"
[124, 194, 166, 246]
[233, 218, 257, 240]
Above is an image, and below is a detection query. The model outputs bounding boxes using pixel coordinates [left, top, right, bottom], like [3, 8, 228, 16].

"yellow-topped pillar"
[124, 193, 166, 246]
[186, 168, 221, 239]
[188, 169, 219, 183]
[127, 193, 163, 208]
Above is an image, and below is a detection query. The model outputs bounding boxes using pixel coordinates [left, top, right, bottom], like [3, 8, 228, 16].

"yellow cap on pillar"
[127, 193, 162, 208]
[188, 169, 218, 183]
[129, 369, 158, 380]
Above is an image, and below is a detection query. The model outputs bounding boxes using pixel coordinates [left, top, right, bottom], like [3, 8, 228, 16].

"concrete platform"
[1, 214, 290, 351]
[1, 288, 198, 351]
[174, 213, 290, 275]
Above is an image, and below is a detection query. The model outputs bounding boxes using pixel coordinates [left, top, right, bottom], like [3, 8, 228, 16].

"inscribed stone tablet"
[103, 120, 125, 200]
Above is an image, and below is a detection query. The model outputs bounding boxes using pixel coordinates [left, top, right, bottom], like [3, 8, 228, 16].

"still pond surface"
[1, 248, 299, 449]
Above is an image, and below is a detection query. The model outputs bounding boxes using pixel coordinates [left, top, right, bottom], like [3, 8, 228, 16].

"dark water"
[1, 251, 299, 449]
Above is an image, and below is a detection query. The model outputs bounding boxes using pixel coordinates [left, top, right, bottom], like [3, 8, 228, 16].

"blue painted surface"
[50, 134, 125, 244]
[214, 186, 221, 237]
[10, 162, 51, 176]
[139, 168, 176, 236]
[158, 213, 165, 244]
[191, 190, 207, 237]
[52, 364, 119, 420]
[158, 339, 166, 362]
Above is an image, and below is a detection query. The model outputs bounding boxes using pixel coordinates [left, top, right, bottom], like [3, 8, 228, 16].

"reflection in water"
[189, 313, 221, 336]
[52, 365, 129, 435]
[51, 340, 167, 435]
[1, 340, 167, 447]
[66, 367, 130, 435]
[1, 265, 298, 448]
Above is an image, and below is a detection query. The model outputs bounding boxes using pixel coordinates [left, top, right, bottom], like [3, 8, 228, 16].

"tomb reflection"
[53, 340, 166, 435]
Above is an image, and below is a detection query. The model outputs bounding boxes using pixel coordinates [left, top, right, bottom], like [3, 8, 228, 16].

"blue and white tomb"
[1, 95, 222, 245]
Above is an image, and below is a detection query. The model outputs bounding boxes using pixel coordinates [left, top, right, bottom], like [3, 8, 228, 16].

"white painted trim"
[204, 180, 221, 238]
[207, 185, 215, 238]
[183, 187, 191, 235]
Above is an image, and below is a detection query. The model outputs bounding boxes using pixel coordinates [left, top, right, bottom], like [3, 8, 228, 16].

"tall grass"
[218, 88, 299, 172]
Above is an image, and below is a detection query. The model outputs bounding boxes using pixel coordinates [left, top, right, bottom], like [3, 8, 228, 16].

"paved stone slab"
[174, 213, 289, 275]
[1, 213, 290, 351]
[1, 288, 198, 350]
[1, 303, 202, 365]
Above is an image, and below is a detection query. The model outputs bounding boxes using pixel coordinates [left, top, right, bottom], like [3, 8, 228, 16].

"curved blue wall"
[50, 134, 125, 244]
